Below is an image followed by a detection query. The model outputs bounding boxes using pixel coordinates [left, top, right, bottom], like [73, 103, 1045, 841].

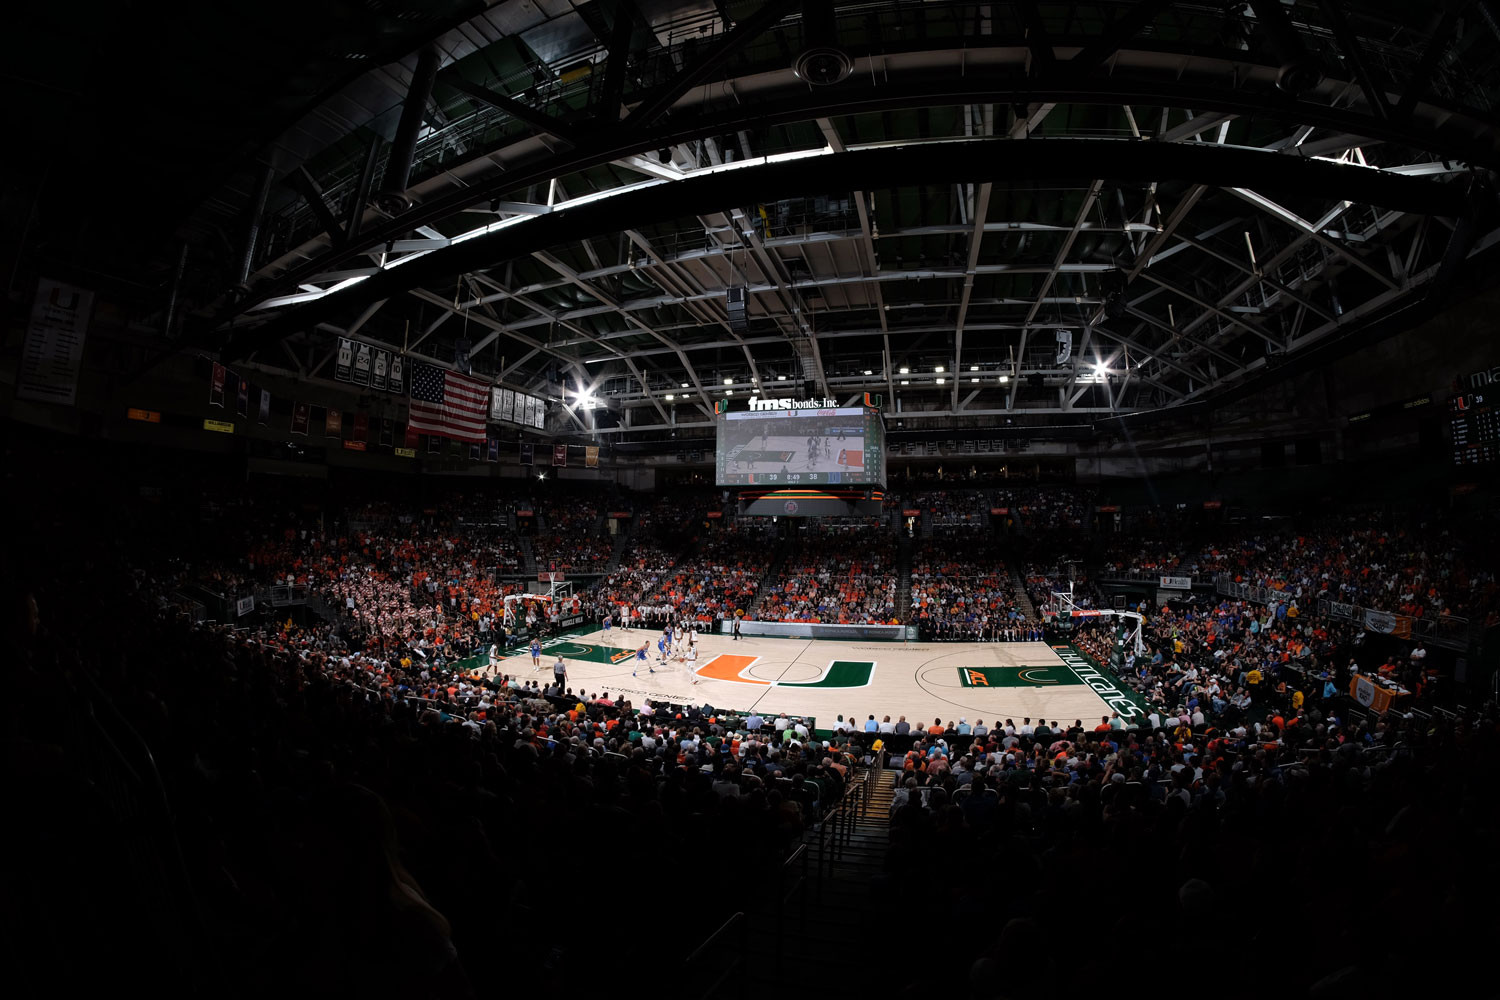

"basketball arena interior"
[7, 1, 1500, 995]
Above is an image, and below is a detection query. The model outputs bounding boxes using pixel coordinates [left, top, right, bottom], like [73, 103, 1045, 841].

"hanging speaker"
[726, 286, 748, 333]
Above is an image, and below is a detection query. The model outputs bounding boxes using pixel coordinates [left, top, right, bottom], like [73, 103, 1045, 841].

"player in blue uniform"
[530, 637, 542, 672]
[632, 641, 653, 676]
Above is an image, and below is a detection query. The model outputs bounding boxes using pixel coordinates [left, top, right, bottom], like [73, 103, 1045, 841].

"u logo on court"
[694, 655, 876, 688]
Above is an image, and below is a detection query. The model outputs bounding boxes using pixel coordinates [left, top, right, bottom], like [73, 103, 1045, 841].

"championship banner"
[372, 348, 389, 391]
[17, 278, 93, 406]
[380, 418, 393, 448]
[352, 413, 369, 442]
[258, 389, 271, 425]
[210, 362, 226, 407]
[1363, 609, 1413, 638]
[335, 338, 354, 381]
[388, 354, 404, 395]
[487, 437, 499, 462]
[520, 442, 534, 465]
[553, 443, 567, 467]
[325, 408, 342, 438]
[236, 377, 249, 416]
[489, 388, 504, 422]
[585, 445, 599, 468]
[352, 342, 372, 386]
[427, 433, 440, 454]
[291, 401, 310, 436]
[500, 389, 515, 423]
[469, 441, 481, 461]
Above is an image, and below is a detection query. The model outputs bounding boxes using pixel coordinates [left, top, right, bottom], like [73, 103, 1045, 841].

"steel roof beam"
[224, 142, 1467, 359]
[530, 250, 716, 416]
[953, 180, 992, 409]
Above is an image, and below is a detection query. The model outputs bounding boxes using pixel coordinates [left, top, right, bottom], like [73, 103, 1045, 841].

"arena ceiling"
[24, 1, 1500, 443]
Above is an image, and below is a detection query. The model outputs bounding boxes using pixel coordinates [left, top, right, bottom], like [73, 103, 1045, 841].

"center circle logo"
[784, 500, 798, 514]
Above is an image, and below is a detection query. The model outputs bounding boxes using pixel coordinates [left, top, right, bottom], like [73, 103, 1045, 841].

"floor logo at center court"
[694, 655, 876, 688]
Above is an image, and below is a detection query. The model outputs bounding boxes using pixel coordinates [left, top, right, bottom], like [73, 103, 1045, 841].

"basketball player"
[529, 637, 542, 672]
[602, 613, 612, 636]
[632, 641, 653, 677]
[489, 642, 501, 674]
[657, 633, 670, 663]
[687, 640, 699, 680]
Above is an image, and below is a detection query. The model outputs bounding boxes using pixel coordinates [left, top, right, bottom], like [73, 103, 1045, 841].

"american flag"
[407, 362, 489, 443]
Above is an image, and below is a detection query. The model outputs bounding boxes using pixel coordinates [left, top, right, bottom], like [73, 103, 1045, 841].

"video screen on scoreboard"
[716, 405, 885, 486]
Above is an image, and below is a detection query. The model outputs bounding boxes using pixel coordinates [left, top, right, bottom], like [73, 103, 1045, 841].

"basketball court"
[505, 626, 1148, 729]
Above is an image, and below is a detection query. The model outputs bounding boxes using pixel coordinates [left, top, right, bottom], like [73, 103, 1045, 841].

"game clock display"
[716, 406, 886, 485]
[1450, 392, 1498, 466]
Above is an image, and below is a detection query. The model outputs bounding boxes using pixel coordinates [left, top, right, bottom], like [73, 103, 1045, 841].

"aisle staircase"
[1012, 568, 1038, 618]
[518, 536, 536, 575]
[605, 530, 629, 573]
[700, 765, 896, 992]
[745, 537, 791, 617]
[894, 535, 913, 621]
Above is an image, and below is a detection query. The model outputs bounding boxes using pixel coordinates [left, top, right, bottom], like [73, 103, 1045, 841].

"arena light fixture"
[863, 369, 873, 375]
[999, 375, 1010, 383]
[936, 377, 945, 384]
[665, 393, 674, 401]
[777, 374, 787, 381]
[971, 377, 979, 383]
[899, 367, 909, 374]
[723, 377, 733, 385]
[681, 382, 689, 388]
[969, 365, 978, 371]
[900, 379, 910, 385]
[934, 366, 944, 373]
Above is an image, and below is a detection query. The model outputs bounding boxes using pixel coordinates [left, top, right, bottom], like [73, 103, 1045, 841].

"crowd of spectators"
[755, 525, 899, 624]
[593, 524, 773, 624]
[12, 532, 874, 997]
[530, 497, 614, 573]
[871, 692, 1497, 992]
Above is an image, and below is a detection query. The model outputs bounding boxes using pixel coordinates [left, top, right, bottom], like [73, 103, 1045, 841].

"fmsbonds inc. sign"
[746, 396, 839, 411]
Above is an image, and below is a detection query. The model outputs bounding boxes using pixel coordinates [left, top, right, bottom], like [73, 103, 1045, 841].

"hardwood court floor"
[505, 627, 1122, 730]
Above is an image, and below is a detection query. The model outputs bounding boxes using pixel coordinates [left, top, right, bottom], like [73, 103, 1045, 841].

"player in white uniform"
[687, 641, 699, 683]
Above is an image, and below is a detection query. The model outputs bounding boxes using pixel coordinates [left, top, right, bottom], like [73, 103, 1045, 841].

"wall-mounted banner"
[352, 342, 372, 386]
[372, 348, 389, 391]
[553, 443, 568, 467]
[210, 362, 226, 407]
[325, 408, 342, 438]
[390, 355, 404, 395]
[1159, 576, 1192, 590]
[237, 378, 249, 417]
[291, 401, 310, 436]
[520, 442, 534, 465]
[17, 278, 93, 407]
[585, 445, 599, 468]
[336, 338, 353, 381]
